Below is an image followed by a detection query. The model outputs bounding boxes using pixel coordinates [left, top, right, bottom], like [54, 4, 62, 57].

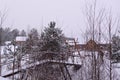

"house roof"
[65, 39, 109, 52]
[15, 36, 27, 42]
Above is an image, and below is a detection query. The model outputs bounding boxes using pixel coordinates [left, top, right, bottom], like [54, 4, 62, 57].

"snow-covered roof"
[15, 36, 27, 42]
[5, 41, 11, 45]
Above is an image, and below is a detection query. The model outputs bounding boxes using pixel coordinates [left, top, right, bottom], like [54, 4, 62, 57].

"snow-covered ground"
[0, 76, 9, 80]
[1, 57, 82, 77]
[1, 45, 82, 78]
[1, 45, 120, 80]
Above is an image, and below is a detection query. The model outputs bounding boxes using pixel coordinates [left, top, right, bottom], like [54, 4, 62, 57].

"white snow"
[113, 50, 120, 55]
[1, 48, 120, 80]
[0, 76, 9, 80]
[5, 41, 11, 45]
[1, 50, 82, 77]
[113, 63, 120, 68]
[1, 46, 5, 55]
[15, 36, 27, 42]
[1, 57, 82, 77]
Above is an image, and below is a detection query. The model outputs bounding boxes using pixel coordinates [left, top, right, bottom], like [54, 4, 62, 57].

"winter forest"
[0, 0, 120, 80]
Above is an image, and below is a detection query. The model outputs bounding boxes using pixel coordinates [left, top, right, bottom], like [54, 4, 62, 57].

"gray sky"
[0, 0, 120, 42]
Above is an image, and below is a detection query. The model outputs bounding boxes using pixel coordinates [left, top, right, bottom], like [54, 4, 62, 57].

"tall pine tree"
[40, 21, 65, 52]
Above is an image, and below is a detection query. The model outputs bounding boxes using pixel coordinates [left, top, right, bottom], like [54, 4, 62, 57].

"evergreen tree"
[26, 28, 39, 48]
[0, 28, 3, 45]
[19, 30, 26, 36]
[0, 27, 11, 45]
[40, 21, 65, 52]
[112, 35, 120, 52]
[11, 29, 19, 39]
[111, 35, 120, 61]
[22, 22, 67, 80]
[28, 22, 66, 80]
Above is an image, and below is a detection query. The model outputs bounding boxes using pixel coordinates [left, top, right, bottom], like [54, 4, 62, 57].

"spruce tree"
[40, 21, 65, 52]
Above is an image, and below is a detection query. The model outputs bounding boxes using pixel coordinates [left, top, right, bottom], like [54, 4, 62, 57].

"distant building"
[15, 36, 27, 45]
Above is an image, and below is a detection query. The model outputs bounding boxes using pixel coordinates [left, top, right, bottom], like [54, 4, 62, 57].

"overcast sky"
[0, 0, 120, 42]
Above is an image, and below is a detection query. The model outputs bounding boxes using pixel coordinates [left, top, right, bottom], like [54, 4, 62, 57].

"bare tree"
[82, 0, 119, 80]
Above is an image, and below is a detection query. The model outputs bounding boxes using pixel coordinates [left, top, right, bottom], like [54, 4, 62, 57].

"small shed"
[15, 36, 27, 45]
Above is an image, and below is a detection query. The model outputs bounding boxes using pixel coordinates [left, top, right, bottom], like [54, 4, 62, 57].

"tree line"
[0, 27, 26, 45]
